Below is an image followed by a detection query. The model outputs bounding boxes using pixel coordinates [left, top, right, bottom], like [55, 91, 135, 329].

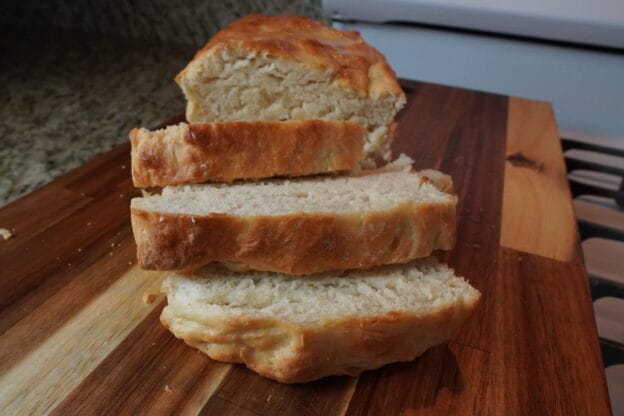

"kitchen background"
[2, 2, 623, 411]
[2, 0, 623, 207]
[0, 0, 324, 206]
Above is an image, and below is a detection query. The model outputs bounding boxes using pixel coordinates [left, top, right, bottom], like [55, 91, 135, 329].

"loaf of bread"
[127, 13, 471, 386]
[160, 258, 480, 383]
[175, 14, 406, 164]
[130, 156, 457, 274]
[130, 120, 365, 187]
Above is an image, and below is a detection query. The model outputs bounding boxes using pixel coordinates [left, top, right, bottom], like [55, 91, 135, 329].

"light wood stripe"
[201, 363, 358, 415]
[0, 225, 136, 373]
[50, 297, 233, 415]
[178, 364, 232, 415]
[0, 266, 166, 416]
[501, 97, 580, 262]
[336, 378, 358, 416]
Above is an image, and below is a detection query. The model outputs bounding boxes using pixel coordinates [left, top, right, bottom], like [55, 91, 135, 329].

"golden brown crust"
[130, 120, 365, 187]
[176, 14, 405, 101]
[130, 200, 457, 275]
[160, 291, 479, 383]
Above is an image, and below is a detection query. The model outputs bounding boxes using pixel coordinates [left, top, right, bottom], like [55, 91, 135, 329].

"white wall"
[335, 21, 624, 141]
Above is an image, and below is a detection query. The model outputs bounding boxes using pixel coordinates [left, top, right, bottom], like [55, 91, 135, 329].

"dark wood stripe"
[0, 189, 133, 310]
[200, 396, 259, 416]
[0, 185, 92, 244]
[343, 86, 508, 412]
[345, 342, 490, 415]
[62, 144, 134, 199]
[51, 301, 228, 416]
[399, 84, 508, 351]
[486, 248, 610, 415]
[438, 93, 508, 352]
[200, 365, 356, 416]
[394, 82, 477, 170]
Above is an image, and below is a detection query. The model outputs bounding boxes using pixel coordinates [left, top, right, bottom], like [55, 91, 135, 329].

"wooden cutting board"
[0, 80, 611, 415]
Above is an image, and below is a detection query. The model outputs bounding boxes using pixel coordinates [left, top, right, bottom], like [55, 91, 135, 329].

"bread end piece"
[175, 14, 406, 164]
[130, 120, 365, 187]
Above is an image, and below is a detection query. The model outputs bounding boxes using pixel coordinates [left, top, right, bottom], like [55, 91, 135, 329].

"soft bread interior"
[131, 156, 454, 216]
[162, 258, 480, 324]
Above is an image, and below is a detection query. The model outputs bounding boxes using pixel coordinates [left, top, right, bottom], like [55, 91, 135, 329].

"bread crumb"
[164, 385, 172, 394]
[87, 222, 92, 226]
[191, 217, 196, 223]
[0, 228, 13, 240]
[109, 251, 114, 256]
[159, 216, 165, 223]
[121, 164, 126, 170]
[517, 256, 523, 262]
[78, 248, 82, 252]
[266, 394, 272, 403]
[143, 293, 157, 305]
[128, 261, 133, 266]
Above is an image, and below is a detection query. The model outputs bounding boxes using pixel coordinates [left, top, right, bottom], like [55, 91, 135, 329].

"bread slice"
[130, 120, 365, 187]
[130, 156, 457, 274]
[175, 14, 406, 164]
[160, 258, 480, 383]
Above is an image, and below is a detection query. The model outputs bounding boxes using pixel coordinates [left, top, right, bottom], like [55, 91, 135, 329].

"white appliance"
[323, 0, 624, 141]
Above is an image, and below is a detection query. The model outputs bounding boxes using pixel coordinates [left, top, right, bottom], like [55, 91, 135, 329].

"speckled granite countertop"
[0, 30, 195, 206]
[0, 1, 325, 207]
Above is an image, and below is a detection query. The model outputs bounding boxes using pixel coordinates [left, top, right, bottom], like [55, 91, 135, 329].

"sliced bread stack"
[129, 14, 480, 383]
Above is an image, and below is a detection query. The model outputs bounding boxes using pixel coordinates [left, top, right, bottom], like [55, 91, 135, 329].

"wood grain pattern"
[345, 342, 491, 416]
[346, 247, 610, 416]
[0, 266, 165, 415]
[501, 98, 581, 263]
[52, 301, 232, 416]
[0, 81, 610, 415]
[201, 366, 357, 416]
[487, 248, 609, 415]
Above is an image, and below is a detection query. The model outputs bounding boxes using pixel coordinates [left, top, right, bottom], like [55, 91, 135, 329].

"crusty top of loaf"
[176, 14, 405, 101]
